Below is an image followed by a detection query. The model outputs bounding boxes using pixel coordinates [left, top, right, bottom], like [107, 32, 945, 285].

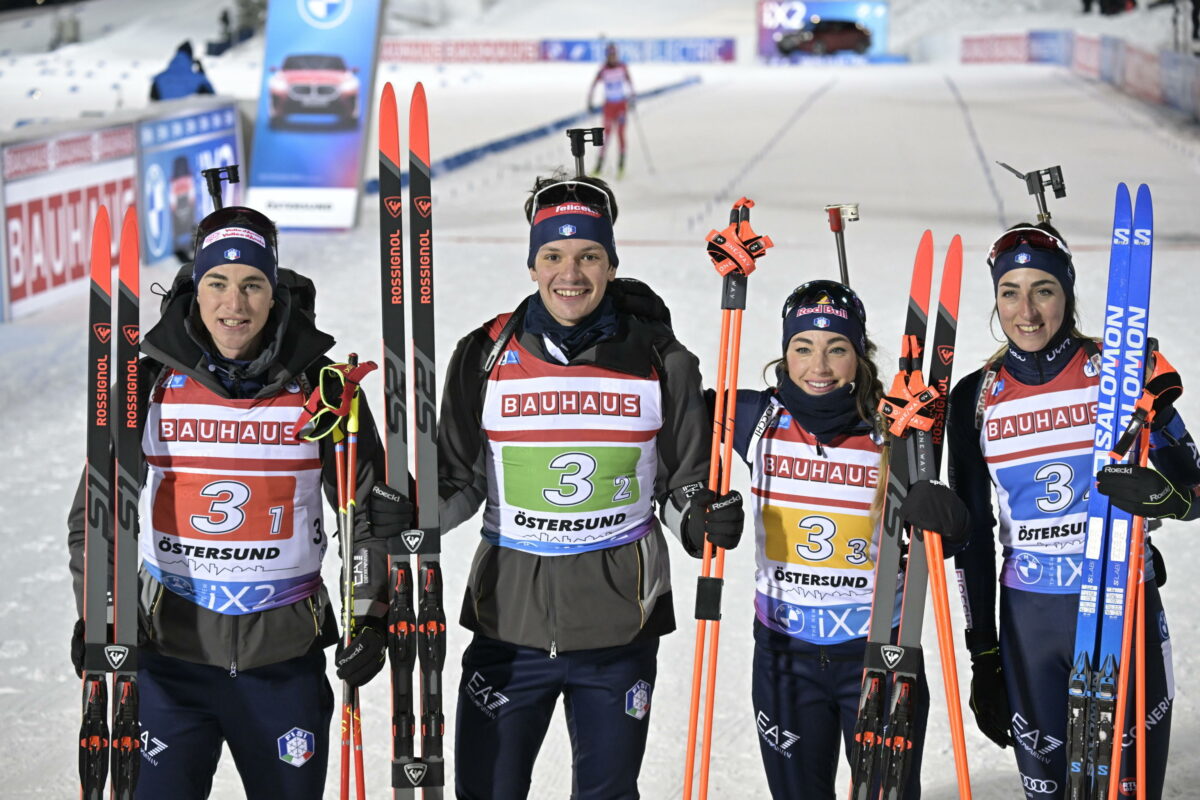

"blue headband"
[193, 225, 277, 289]
[527, 203, 618, 268]
[782, 301, 867, 356]
[990, 242, 1074, 295]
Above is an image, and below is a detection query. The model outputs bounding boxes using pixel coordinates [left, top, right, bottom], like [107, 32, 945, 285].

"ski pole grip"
[695, 575, 723, 620]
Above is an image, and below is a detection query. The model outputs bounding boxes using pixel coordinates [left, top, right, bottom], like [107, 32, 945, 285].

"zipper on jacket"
[818, 646, 830, 670]
[307, 597, 320, 637]
[545, 558, 558, 659]
[229, 615, 239, 677]
[635, 539, 646, 628]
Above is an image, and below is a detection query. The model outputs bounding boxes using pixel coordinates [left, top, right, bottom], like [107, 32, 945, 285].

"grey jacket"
[68, 273, 388, 673]
[438, 304, 711, 654]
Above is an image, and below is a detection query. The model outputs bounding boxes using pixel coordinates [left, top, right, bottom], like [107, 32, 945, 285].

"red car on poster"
[267, 53, 360, 128]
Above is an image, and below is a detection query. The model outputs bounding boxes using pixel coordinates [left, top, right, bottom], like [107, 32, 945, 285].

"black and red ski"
[381, 81, 445, 799]
[848, 232, 964, 800]
[80, 205, 141, 800]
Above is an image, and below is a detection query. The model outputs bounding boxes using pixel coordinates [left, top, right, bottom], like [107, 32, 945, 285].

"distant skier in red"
[587, 43, 635, 178]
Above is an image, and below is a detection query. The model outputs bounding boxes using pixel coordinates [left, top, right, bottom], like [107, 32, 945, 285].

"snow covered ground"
[2, 1, 1200, 798]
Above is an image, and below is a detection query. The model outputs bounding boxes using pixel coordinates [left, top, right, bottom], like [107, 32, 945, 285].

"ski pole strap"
[296, 359, 379, 441]
[1111, 349, 1181, 460]
[706, 200, 774, 277]
[878, 369, 938, 437]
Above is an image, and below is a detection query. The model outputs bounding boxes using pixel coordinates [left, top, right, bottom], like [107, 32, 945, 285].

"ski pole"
[631, 105, 656, 175]
[346, 375, 368, 800]
[683, 198, 772, 800]
[923, 531, 973, 800]
[1107, 423, 1151, 800]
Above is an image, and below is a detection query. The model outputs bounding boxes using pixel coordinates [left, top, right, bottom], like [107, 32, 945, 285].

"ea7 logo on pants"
[465, 671, 510, 719]
[1021, 774, 1057, 794]
[1011, 713, 1062, 764]
[755, 710, 800, 756]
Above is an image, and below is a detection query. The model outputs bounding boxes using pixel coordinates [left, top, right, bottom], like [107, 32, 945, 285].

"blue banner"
[1028, 30, 1072, 66]
[1160, 51, 1198, 117]
[137, 104, 244, 264]
[247, 0, 383, 229]
[540, 38, 735, 63]
[1099, 35, 1123, 84]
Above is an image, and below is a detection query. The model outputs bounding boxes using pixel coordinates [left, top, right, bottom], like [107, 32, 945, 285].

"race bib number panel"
[762, 506, 873, 570]
[152, 472, 297, 541]
[502, 445, 642, 513]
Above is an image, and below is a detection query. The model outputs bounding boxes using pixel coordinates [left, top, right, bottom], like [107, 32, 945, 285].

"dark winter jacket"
[438, 296, 712, 654]
[67, 268, 388, 673]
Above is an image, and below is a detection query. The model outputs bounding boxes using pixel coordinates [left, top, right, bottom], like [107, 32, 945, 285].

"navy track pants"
[134, 648, 333, 800]
[1000, 585, 1172, 799]
[454, 634, 659, 800]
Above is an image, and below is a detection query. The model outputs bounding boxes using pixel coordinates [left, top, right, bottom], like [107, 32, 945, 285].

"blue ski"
[1065, 183, 1154, 800]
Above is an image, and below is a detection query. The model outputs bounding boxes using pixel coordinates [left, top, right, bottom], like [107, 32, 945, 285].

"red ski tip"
[379, 82, 400, 165]
[409, 82, 429, 166]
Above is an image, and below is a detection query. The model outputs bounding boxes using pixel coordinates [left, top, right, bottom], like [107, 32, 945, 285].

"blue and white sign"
[757, 1, 891, 61]
[540, 38, 735, 63]
[247, 0, 383, 229]
[137, 104, 243, 264]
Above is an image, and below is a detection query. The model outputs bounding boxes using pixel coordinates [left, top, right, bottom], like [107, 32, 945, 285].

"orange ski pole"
[682, 198, 772, 799]
[924, 531, 972, 799]
[1107, 425, 1150, 800]
[681, 304, 731, 800]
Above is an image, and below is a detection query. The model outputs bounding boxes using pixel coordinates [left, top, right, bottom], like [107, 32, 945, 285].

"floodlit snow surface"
[2, 1, 1200, 799]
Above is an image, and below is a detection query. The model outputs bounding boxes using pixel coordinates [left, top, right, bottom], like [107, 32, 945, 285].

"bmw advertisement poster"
[757, 1, 891, 61]
[247, 0, 383, 229]
[137, 102, 244, 264]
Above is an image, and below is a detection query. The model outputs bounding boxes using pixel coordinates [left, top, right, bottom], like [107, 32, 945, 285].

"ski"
[849, 231, 964, 800]
[382, 81, 445, 799]
[80, 206, 113, 800]
[409, 81, 446, 800]
[79, 205, 142, 799]
[111, 207, 141, 799]
[378, 81, 420, 800]
[1067, 183, 1142, 800]
[1066, 184, 1154, 800]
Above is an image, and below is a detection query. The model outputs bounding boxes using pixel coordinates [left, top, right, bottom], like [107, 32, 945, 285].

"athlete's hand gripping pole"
[682, 198, 773, 800]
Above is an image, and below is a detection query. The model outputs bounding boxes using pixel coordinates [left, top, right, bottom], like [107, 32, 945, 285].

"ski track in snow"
[2, 2, 1200, 798]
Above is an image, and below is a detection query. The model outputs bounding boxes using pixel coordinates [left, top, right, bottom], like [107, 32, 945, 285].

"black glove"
[900, 479, 970, 551]
[609, 278, 672, 327]
[335, 617, 387, 688]
[1096, 464, 1193, 520]
[968, 639, 1014, 749]
[369, 481, 415, 539]
[685, 488, 744, 551]
[71, 618, 85, 678]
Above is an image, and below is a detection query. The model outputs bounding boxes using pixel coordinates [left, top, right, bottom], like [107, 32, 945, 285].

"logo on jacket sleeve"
[625, 679, 652, 721]
[277, 727, 315, 767]
[498, 350, 520, 366]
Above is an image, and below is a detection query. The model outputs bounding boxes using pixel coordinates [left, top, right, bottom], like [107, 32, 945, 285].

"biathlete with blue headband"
[724, 279, 970, 799]
[66, 205, 404, 798]
[948, 221, 1200, 799]
[437, 172, 744, 800]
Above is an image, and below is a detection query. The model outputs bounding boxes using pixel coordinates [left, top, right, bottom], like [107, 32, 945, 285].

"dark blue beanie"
[193, 224, 277, 288]
[527, 202, 618, 268]
[990, 241, 1074, 296]
[782, 298, 867, 356]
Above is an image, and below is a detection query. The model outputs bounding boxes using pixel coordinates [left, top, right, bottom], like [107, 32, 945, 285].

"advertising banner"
[247, 0, 383, 229]
[540, 38, 735, 63]
[1028, 30, 1072, 66]
[757, 1, 890, 60]
[1121, 45, 1163, 105]
[137, 104, 244, 264]
[380, 39, 542, 63]
[1072, 34, 1101, 79]
[2, 124, 136, 319]
[961, 34, 1030, 64]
